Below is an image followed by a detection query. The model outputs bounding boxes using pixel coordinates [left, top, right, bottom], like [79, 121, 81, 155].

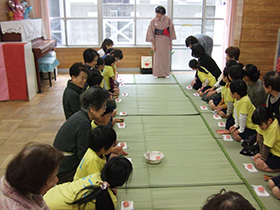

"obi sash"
[155, 27, 170, 36]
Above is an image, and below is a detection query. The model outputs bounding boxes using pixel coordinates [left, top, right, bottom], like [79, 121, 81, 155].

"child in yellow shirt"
[189, 59, 216, 96]
[103, 55, 119, 96]
[229, 79, 257, 141]
[73, 125, 116, 180]
[44, 156, 132, 210]
[252, 106, 280, 172]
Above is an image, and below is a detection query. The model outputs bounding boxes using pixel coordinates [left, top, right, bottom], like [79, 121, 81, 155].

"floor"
[0, 74, 69, 177]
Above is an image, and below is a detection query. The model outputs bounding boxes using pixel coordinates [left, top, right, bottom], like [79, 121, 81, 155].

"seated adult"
[54, 87, 108, 184]
[185, 34, 213, 56]
[191, 43, 221, 90]
[202, 189, 256, 210]
[83, 48, 99, 71]
[63, 62, 89, 120]
[0, 143, 63, 210]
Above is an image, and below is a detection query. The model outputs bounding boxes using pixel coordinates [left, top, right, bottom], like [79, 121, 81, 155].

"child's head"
[189, 59, 208, 74]
[69, 62, 89, 89]
[96, 57, 104, 71]
[228, 65, 244, 81]
[71, 156, 132, 210]
[88, 125, 116, 155]
[202, 189, 256, 210]
[225, 59, 237, 67]
[100, 99, 116, 125]
[252, 106, 274, 130]
[83, 48, 98, 67]
[189, 59, 199, 70]
[230, 79, 247, 99]
[87, 71, 103, 87]
[222, 67, 231, 83]
[104, 55, 115, 67]
[109, 49, 123, 62]
[225, 46, 240, 61]
[263, 71, 280, 93]
[191, 43, 206, 58]
[243, 64, 260, 83]
[100, 38, 114, 53]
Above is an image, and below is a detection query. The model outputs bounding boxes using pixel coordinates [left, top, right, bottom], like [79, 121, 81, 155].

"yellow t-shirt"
[257, 119, 280, 157]
[197, 67, 216, 87]
[99, 70, 104, 88]
[103, 65, 114, 90]
[222, 84, 234, 104]
[91, 121, 98, 129]
[235, 95, 257, 130]
[73, 148, 106, 181]
[44, 173, 117, 210]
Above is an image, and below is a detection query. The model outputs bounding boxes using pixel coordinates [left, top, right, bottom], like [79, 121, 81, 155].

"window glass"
[206, 0, 227, 18]
[103, 0, 135, 17]
[103, 19, 134, 44]
[50, 19, 65, 45]
[65, 0, 98, 17]
[136, 0, 168, 17]
[205, 19, 225, 46]
[173, 0, 203, 18]
[67, 19, 98, 45]
[136, 19, 150, 44]
[49, 0, 64, 17]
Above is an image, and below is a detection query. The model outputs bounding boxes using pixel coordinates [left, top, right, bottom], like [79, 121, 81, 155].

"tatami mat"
[116, 185, 261, 210]
[135, 74, 177, 84]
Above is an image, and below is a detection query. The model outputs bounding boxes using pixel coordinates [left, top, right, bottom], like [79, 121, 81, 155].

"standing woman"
[146, 6, 176, 78]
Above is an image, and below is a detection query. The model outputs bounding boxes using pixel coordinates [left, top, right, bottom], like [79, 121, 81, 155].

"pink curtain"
[29, 0, 51, 39]
[224, 0, 237, 48]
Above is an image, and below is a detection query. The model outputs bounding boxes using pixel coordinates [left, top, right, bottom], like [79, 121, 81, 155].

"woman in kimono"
[146, 6, 176, 78]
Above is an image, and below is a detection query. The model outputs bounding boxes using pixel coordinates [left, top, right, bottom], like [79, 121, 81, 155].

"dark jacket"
[53, 110, 91, 178]
[199, 54, 221, 80]
[62, 80, 83, 120]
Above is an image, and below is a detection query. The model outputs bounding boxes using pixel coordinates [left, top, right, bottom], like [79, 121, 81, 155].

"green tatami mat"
[201, 112, 228, 139]
[118, 74, 135, 84]
[116, 185, 261, 210]
[135, 74, 177, 84]
[117, 84, 199, 116]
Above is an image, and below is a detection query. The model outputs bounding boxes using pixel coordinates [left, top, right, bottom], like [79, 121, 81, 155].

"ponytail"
[70, 185, 114, 210]
[189, 59, 208, 74]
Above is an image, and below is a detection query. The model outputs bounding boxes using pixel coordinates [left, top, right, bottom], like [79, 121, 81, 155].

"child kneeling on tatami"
[229, 80, 257, 141]
[73, 125, 116, 180]
[189, 59, 216, 96]
[252, 106, 280, 172]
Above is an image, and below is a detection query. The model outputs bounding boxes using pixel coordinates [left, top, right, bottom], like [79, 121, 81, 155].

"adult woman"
[146, 6, 176, 78]
[44, 156, 133, 210]
[54, 87, 108, 184]
[97, 38, 114, 57]
[0, 143, 64, 210]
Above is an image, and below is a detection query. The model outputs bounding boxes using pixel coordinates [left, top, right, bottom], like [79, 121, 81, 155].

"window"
[48, 0, 227, 69]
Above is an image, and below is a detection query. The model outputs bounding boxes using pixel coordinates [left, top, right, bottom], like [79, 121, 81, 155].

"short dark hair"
[252, 106, 274, 125]
[202, 189, 256, 210]
[109, 49, 123, 60]
[229, 65, 244, 81]
[102, 99, 116, 116]
[104, 55, 115, 66]
[100, 39, 114, 54]
[223, 67, 231, 82]
[191, 43, 205, 58]
[225, 46, 240, 60]
[225, 59, 237, 67]
[6, 143, 64, 195]
[230, 79, 247, 97]
[263, 71, 280, 91]
[155, 6, 166, 15]
[96, 57, 104, 66]
[189, 59, 208, 74]
[244, 64, 260, 82]
[88, 125, 116, 152]
[83, 48, 98, 63]
[80, 87, 108, 111]
[185, 36, 198, 47]
[69, 62, 89, 77]
[87, 71, 103, 87]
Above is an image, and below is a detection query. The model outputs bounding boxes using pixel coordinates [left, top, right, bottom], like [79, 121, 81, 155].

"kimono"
[146, 15, 176, 77]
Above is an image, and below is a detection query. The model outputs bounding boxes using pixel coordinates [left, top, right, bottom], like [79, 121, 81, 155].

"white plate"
[144, 151, 164, 164]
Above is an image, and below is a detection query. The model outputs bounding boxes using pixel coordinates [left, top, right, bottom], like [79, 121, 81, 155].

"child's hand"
[112, 145, 128, 156]
[204, 87, 214, 93]
[206, 90, 217, 98]
[218, 110, 226, 118]
[232, 129, 240, 136]
[253, 153, 261, 161]
[216, 106, 222, 112]
[255, 158, 265, 169]
[229, 126, 237, 133]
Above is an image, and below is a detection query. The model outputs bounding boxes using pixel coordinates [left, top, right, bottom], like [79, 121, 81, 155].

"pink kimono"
[146, 15, 176, 77]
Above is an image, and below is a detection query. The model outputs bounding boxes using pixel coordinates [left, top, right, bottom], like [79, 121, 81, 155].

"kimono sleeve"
[146, 19, 155, 43]
[168, 18, 176, 41]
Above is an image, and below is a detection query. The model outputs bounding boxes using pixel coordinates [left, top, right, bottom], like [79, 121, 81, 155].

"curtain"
[29, 0, 51, 39]
[225, 0, 237, 47]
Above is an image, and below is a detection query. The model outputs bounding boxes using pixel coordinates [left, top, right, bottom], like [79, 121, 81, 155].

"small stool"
[38, 54, 60, 87]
